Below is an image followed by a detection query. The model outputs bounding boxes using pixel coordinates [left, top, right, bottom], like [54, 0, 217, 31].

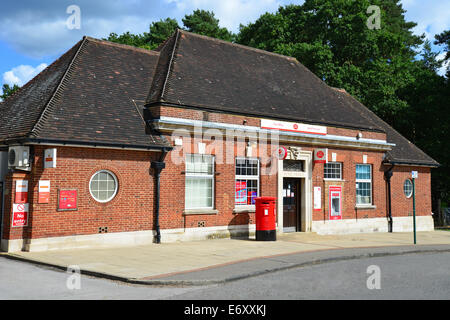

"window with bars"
[356, 164, 372, 205]
[185, 154, 214, 209]
[235, 158, 259, 206]
[324, 162, 342, 180]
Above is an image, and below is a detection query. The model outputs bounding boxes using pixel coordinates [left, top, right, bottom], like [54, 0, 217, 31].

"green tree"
[1, 83, 20, 101]
[434, 30, 450, 77]
[148, 18, 180, 47]
[182, 9, 235, 41]
[237, 0, 423, 125]
[105, 31, 152, 50]
[397, 42, 450, 212]
[105, 10, 234, 50]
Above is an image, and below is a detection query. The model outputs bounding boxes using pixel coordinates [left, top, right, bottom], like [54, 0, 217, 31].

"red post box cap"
[255, 197, 276, 202]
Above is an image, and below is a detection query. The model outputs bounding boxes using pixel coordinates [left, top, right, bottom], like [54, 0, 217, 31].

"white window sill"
[323, 178, 344, 182]
[355, 204, 377, 210]
[183, 209, 219, 215]
[233, 206, 256, 214]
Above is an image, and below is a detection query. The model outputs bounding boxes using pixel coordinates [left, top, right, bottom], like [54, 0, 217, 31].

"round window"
[89, 170, 118, 203]
[403, 179, 413, 198]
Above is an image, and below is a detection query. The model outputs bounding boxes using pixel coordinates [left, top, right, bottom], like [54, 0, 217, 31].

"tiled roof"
[0, 37, 171, 150]
[146, 30, 438, 167]
[0, 31, 438, 166]
[146, 30, 383, 132]
[332, 88, 439, 167]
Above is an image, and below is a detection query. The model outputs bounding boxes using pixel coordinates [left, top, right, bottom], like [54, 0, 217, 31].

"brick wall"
[389, 166, 432, 217]
[2, 146, 159, 240]
[0, 117, 433, 243]
[150, 105, 387, 141]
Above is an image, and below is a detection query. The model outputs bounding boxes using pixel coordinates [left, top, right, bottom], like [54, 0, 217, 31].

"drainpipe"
[151, 148, 169, 244]
[384, 165, 394, 233]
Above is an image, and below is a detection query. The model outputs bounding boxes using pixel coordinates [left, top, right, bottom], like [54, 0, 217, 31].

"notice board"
[58, 189, 77, 211]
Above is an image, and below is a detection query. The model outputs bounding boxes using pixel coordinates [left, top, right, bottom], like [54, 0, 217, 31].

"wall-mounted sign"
[15, 180, 28, 204]
[44, 148, 57, 168]
[276, 146, 288, 160]
[261, 119, 327, 135]
[329, 186, 342, 220]
[12, 203, 29, 227]
[314, 186, 322, 211]
[314, 149, 328, 164]
[58, 189, 77, 211]
[38, 180, 51, 204]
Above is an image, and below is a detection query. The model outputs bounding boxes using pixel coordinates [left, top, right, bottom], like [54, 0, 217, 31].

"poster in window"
[58, 189, 78, 211]
[235, 181, 247, 205]
[249, 191, 257, 205]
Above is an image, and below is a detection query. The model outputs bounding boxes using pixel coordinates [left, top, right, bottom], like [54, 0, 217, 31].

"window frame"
[89, 170, 119, 203]
[235, 157, 260, 207]
[185, 154, 215, 210]
[324, 162, 343, 180]
[355, 164, 373, 206]
[403, 179, 413, 198]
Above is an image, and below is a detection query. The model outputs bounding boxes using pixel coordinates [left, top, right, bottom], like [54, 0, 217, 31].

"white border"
[89, 170, 119, 203]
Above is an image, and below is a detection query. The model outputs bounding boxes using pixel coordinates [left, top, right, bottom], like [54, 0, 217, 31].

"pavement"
[2, 230, 450, 286]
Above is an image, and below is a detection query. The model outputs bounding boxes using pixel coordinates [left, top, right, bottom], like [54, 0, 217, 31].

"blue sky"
[1, 0, 449, 96]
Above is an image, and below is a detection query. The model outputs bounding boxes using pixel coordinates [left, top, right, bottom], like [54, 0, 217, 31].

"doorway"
[283, 178, 301, 232]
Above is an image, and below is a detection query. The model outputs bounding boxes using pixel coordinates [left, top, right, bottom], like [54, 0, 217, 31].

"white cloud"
[3, 63, 48, 87]
[166, 0, 284, 32]
[401, 0, 450, 41]
[436, 52, 449, 76]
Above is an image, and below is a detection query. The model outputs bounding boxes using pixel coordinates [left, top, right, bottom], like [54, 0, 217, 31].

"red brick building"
[0, 30, 439, 252]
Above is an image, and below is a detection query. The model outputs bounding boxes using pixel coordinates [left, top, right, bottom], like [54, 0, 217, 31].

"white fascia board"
[156, 116, 395, 151]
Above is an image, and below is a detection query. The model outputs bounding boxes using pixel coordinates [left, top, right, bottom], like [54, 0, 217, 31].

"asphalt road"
[0, 251, 449, 300]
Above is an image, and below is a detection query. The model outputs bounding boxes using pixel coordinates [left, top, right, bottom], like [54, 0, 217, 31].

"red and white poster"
[38, 180, 51, 204]
[235, 181, 247, 205]
[15, 180, 28, 204]
[58, 189, 77, 210]
[12, 203, 29, 227]
[261, 119, 327, 135]
[329, 186, 342, 220]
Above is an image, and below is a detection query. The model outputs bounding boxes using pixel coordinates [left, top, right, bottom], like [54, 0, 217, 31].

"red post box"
[255, 197, 277, 241]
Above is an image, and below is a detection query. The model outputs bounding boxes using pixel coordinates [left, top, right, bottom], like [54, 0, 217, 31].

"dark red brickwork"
[1, 111, 432, 242]
[150, 106, 387, 141]
[2, 146, 159, 240]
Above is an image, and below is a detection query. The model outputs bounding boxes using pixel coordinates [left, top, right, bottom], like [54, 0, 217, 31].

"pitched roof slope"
[0, 40, 83, 140]
[332, 88, 439, 167]
[0, 37, 171, 149]
[146, 30, 383, 132]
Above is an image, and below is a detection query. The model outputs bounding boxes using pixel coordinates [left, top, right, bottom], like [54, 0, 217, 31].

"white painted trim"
[156, 116, 394, 151]
[312, 216, 434, 235]
[277, 150, 313, 233]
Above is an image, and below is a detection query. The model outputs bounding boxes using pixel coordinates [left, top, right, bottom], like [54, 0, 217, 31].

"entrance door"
[283, 178, 301, 232]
